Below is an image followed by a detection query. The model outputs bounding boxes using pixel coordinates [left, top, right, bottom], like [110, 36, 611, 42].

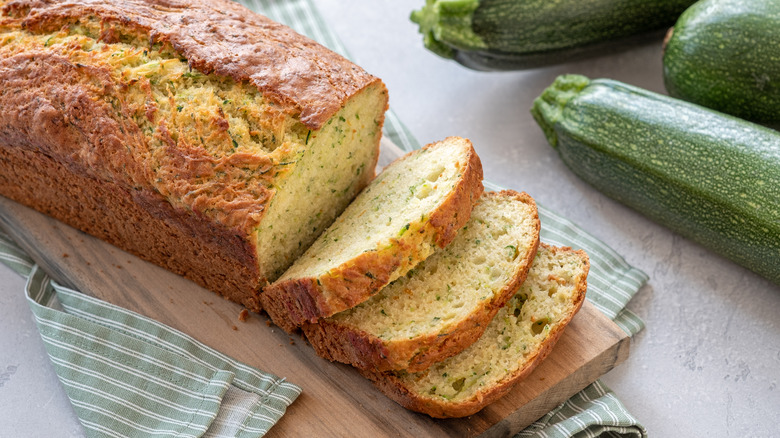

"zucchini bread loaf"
[0, 0, 388, 311]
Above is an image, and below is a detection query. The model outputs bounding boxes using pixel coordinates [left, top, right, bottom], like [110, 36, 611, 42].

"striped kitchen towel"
[0, 230, 301, 438]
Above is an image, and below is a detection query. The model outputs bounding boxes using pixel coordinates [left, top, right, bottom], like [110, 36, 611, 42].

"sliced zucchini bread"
[362, 244, 589, 418]
[303, 190, 540, 372]
[262, 137, 484, 332]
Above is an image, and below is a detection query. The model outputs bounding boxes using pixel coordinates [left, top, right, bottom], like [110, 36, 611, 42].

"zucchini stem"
[411, 0, 486, 59]
[530, 74, 590, 148]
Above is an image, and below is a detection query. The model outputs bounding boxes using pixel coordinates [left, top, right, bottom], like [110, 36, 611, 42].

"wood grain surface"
[0, 142, 630, 437]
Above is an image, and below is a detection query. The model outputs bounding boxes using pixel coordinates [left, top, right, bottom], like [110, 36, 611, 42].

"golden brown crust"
[0, 144, 264, 311]
[0, 48, 280, 235]
[0, 0, 386, 311]
[2, 0, 380, 130]
[361, 245, 590, 418]
[260, 138, 484, 333]
[0, 51, 148, 186]
[302, 191, 541, 373]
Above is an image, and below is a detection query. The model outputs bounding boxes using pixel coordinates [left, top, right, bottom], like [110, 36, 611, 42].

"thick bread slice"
[361, 244, 589, 418]
[262, 137, 484, 332]
[303, 190, 540, 372]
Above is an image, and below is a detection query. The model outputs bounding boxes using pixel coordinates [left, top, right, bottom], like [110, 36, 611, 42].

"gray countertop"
[1, 1, 779, 436]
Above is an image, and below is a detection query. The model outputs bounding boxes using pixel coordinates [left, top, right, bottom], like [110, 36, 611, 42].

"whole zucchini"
[531, 75, 780, 285]
[410, 0, 697, 71]
[663, 0, 780, 124]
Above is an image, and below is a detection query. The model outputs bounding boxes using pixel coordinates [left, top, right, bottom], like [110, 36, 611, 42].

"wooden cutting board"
[0, 143, 629, 436]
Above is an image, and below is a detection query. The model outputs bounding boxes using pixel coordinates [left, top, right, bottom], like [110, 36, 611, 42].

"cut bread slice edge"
[360, 244, 589, 418]
[261, 137, 484, 332]
[303, 190, 541, 372]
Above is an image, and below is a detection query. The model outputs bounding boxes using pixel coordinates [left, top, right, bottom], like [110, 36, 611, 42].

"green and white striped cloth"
[0, 230, 301, 438]
[0, 1, 649, 437]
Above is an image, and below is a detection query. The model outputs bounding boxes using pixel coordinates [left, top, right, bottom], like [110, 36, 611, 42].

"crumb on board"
[265, 320, 273, 327]
[231, 325, 238, 331]
[238, 309, 249, 322]
[62, 253, 69, 258]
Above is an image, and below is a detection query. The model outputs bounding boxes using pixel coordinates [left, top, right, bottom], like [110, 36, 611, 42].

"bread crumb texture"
[279, 137, 476, 284]
[331, 191, 538, 345]
[396, 245, 587, 403]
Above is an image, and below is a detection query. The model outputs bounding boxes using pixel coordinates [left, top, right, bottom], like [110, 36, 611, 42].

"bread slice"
[361, 244, 589, 418]
[303, 191, 540, 372]
[261, 137, 484, 332]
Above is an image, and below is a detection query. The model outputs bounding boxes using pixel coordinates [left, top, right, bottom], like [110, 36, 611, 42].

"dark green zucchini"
[410, 0, 697, 71]
[663, 0, 780, 124]
[531, 75, 780, 285]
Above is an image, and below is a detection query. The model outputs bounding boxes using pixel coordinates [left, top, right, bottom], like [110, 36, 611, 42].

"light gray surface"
[1, 1, 779, 437]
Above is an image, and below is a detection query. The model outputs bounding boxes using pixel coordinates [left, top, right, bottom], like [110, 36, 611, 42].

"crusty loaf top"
[1, 0, 379, 129]
[0, 0, 386, 237]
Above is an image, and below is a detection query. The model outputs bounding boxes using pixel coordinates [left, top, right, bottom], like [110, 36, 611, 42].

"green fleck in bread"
[0, 0, 388, 311]
[303, 190, 540, 372]
[262, 137, 484, 332]
[362, 244, 588, 418]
